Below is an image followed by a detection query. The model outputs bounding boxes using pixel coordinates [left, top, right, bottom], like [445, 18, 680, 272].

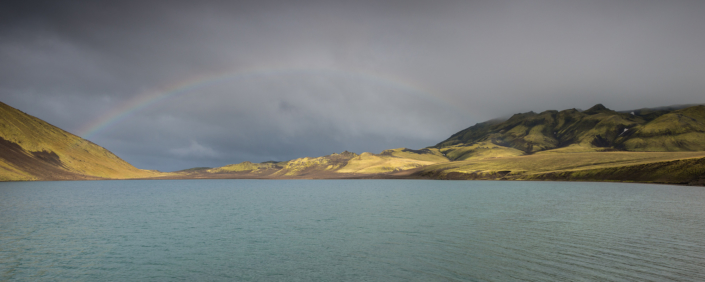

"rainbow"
[77, 67, 457, 139]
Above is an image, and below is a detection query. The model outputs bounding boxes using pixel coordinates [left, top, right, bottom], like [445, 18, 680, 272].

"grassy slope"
[434, 104, 702, 157]
[382, 147, 449, 162]
[529, 157, 705, 185]
[0, 102, 165, 180]
[337, 152, 437, 174]
[411, 104, 705, 184]
[274, 152, 358, 176]
[619, 105, 705, 151]
[438, 141, 525, 161]
[0, 158, 34, 181]
[414, 150, 705, 183]
[197, 148, 450, 178]
[208, 161, 279, 173]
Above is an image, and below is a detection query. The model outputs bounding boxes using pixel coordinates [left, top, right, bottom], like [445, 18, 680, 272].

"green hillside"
[616, 105, 705, 151]
[436, 104, 705, 158]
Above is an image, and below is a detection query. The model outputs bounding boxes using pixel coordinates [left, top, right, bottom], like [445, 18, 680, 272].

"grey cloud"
[169, 140, 218, 158]
[2, 0, 705, 171]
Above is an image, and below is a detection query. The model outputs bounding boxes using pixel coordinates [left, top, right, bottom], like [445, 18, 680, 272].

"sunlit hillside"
[0, 102, 167, 181]
[181, 149, 449, 179]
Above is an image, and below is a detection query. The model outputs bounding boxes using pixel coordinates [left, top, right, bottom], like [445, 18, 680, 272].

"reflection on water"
[1, 180, 705, 281]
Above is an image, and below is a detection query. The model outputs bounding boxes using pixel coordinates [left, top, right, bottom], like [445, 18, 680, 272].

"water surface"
[1, 180, 705, 281]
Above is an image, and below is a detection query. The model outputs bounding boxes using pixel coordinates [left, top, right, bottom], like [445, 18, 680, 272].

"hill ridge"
[0, 101, 166, 180]
[436, 104, 705, 156]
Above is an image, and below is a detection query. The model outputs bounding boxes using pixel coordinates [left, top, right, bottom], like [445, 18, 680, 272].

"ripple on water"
[1, 180, 705, 281]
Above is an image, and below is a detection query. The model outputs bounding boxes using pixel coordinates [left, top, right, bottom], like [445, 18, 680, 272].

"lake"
[1, 180, 705, 281]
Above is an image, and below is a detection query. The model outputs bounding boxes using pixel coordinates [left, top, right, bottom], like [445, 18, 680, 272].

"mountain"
[407, 103, 705, 185]
[2, 100, 704, 185]
[163, 103, 705, 185]
[436, 104, 705, 159]
[172, 148, 449, 179]
[0, 102, 165, 181]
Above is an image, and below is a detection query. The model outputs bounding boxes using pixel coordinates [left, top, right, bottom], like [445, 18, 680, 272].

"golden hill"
[2, 100, 704, 185]
[176, 149, 449, 179]
[0, 102, 166, 181]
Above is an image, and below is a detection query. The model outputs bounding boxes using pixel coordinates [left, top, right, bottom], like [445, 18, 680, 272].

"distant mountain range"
[1, 101, 704, 185]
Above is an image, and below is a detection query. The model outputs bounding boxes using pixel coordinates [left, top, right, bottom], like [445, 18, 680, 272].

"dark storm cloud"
[2, 0, 705, 171]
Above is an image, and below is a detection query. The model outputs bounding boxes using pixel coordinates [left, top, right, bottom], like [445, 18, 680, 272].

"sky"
[1, 0, 705, 171]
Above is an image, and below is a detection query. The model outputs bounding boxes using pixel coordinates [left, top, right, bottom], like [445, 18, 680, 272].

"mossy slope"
[0, 102, 165, 181]
[617, 105, 705, 151]
[436, 104, 705, 158]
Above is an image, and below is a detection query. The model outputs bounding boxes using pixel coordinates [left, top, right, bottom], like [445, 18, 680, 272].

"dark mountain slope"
[436, 104, 705, 158]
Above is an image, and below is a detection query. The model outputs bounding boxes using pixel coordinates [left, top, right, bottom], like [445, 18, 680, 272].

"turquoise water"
[1, 180, 705, 281]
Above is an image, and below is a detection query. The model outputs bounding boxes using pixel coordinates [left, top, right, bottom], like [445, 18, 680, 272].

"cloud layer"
[2, 0, 704, 171]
